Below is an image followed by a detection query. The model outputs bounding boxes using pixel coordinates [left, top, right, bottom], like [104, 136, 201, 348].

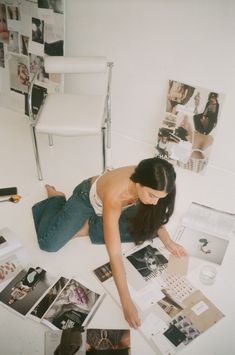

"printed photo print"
[178, 226, 229, 265]
[169, 314, 200, 346]
[0, 266, 54, 316]
[42, 279, 101, 330]
[44, 328, 85, 355]
[30, 276, 68, 320]
[93, 262, 112, 283]
[32, 17, 44, 44]
[155, 80, 225, 174]
[0, 254, 22, 285]
[8, 54, 29, 93]
[0, 3, 9, 43]
[126, 245, 168, 281]
[158, 288, 183, 318]
[29, 53, 49, 82]
[38, 0, 64, 14]
[0, 42, 4, 67]
[86, 329, 131, 354]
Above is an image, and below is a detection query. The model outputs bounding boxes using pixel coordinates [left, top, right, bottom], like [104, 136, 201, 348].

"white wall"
[65, 0, 235, 172]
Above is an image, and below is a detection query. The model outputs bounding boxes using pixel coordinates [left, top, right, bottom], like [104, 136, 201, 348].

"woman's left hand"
[165, 240, 187, 258]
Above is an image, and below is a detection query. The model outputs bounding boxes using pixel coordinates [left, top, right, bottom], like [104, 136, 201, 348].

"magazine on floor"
[0, 265, 58, 317]
[41, 278, 105, 331]
[44, 328, 131, 355]
[0, 227, 22, 259]
[93, 239, 224, 354]
[174, 202, 235, 265]
[0, 228, 30, 292]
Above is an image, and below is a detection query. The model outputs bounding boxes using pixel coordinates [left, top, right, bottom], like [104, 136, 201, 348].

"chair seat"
[36, 93, 106, 136]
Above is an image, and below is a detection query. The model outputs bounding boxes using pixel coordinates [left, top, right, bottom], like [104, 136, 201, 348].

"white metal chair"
[28, 56, 113, 180]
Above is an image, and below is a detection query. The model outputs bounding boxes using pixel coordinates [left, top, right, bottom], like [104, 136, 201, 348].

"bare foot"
[45, 184, 65, 198]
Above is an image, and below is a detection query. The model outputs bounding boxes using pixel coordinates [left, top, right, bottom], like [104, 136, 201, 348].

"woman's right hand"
[122, 297, 141, 329]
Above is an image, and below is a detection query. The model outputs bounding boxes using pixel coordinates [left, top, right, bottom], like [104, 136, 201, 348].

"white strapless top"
[89, 175, 103, 216]
[89, 175, 137, 216]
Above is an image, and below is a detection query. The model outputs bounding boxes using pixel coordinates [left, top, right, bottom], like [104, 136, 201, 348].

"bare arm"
[158, 225, 187, 257]
[103, 198, 141, 328]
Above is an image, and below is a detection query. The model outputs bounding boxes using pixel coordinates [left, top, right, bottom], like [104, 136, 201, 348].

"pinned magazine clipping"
[156, 80, 225, 174]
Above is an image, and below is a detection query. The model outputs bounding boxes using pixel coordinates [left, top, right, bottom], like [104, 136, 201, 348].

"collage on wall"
[0, 0, 64, 111]
[155, 80, 225, 174]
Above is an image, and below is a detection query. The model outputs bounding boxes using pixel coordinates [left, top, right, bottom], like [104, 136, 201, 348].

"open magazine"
[44, 328, 131, 355]
[0, 228, 29, 292]
[93, 239, 224, 355]
[0, 228, 105, 332]
[41, 278, 105, 331]
[174, 202, 235, 265]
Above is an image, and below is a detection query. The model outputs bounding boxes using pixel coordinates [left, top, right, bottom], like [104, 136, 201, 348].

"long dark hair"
[128, 157, 176, 244]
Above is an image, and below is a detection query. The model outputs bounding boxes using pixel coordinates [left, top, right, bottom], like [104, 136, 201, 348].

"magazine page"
[181, 202, 235, 239]
[0, 248, 30, 291]
[0, 227, 22, 259]
[29, 276, 69, 322]
[175, 226, 229, 265]
[86, 328, 131, 354]
[155, 80, 225, 174]
[42, 278, 104, 331]
[45, 329, 86, 355]
[45, 328, 130, 355]
[93, 244, 225, 355]
[0, 265, 58, 317]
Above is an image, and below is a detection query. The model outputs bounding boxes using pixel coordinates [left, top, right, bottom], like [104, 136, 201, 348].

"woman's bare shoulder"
[97, 165, 136, 201]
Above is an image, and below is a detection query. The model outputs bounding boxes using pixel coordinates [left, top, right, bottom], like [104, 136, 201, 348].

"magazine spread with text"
[93, 238, 224, 355]
[174, 202, 235, 265]
[42, 278, 105, 331]
[0, 227, 105, 333]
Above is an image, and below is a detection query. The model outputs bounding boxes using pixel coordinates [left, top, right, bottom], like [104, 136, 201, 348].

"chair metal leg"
[48, 134, 53, 146]
[102, 127, 107, 172]
[30, 125, 43, 180]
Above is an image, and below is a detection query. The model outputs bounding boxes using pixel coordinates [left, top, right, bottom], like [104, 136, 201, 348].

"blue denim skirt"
[32, 178, 138, 252]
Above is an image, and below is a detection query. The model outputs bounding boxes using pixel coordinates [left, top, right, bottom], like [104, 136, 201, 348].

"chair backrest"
[44, 56, 107, 74]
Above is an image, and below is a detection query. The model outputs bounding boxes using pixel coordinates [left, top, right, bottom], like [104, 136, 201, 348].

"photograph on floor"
[175, 226, 229, 265]
[30, 276, 69, 321]
[86, 328, 131, 354]
[42, 278, 102, 330]
[0, 265, 56, 316]
[126, 244, 168, 281]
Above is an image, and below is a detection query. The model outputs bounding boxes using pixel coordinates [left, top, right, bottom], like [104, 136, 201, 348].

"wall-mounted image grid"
[0, 0, 65, 114]
[156, 80, 224, 174]
[126, 244, 168, 281]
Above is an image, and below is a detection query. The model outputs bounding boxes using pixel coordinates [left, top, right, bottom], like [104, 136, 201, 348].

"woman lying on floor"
[32, 157, 187, 329]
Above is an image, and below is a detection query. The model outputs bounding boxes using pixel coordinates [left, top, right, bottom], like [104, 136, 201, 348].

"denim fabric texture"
[32, 178, 137, 252]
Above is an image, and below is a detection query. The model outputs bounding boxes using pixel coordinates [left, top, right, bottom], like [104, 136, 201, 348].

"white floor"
[1, 108, 235, 355]
[0, 107, 154, 355]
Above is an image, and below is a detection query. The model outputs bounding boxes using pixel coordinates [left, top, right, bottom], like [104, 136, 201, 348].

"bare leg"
[73, 220, 89, 238]
[45, 184, 65, 198]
